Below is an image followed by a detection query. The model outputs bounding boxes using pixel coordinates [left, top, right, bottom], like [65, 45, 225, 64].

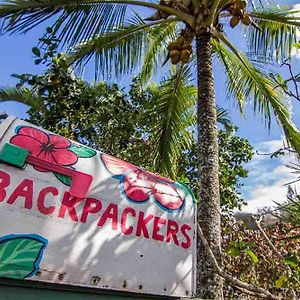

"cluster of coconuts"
[227, 0, 252, 28]
[168, 36, 193, 65]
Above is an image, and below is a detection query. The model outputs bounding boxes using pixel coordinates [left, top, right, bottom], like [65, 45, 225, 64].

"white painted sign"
[0, 116, 196, 297]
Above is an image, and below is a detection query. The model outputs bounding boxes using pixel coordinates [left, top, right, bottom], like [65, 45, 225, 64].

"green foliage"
[178, 129, 253, 210]
[69, 15, 177, 80]
[213, 32, 300, 154]
[1, 42, 254, 211]
[219, 129, 253, 210]
[226, 240, 259, 264]
[222, 217, 300, 299]
[9, 41, 138, 156]
[275, 275, 288, 289]
[283, 255, 299, 268]
[151, 65, 195, 178]
[248, 6, 300, 61]
[1, 1, 300, 297]
[0, 0, 127, 48]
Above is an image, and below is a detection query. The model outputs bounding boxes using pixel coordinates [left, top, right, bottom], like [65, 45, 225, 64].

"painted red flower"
[10, 127, 78, 171]
[101, 153, 185, 211]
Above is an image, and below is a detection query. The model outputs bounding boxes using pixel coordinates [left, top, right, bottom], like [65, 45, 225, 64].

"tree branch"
[251, 217, 286, 258]
[271, 59, 300, 103]
[281, 60, 300, 101]
[197, 224, 281, 300]
[251, 217, 297, 300]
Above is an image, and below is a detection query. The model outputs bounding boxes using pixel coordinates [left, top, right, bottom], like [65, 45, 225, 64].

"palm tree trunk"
[196, 30, 223, 299]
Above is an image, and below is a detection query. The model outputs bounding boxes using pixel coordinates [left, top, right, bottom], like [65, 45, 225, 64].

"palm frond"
[151, 65, 195, 179]
[68, 17, 177, 79]
[212, 39, 246, 114]
[216, 105, 232, 131]
[139, 20, 177, 83]
[0, 0, 127, 47]
[213, 32, 300, 155]
[0, 0, 194, 45]
[247, 6, 300, 61]
[0, 87, 45, 111]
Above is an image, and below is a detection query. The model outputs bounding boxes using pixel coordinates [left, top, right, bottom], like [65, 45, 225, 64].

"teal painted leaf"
[0, 234, 47, 279]
[68, 144, 96, 158]
[54, 172, 71, 186]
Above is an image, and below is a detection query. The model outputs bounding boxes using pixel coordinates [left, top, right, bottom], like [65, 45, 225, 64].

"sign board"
[0, 116, 197, 298]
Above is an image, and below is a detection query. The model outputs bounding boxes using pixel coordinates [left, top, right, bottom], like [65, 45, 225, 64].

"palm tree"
[1, 1, 300, 298]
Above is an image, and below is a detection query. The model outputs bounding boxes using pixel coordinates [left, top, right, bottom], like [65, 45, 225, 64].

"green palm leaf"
[216, 105, 232, 131]
[69, 17, 177, 79]
[247, 6, 300, 61]
[151, 65, 195, 178]
[214, 31, 300, 154]
[0, 0, 127, 47]
[0, 0, 193, 47]
[0, 87, 45, 111]
[139, 20, 177, 83]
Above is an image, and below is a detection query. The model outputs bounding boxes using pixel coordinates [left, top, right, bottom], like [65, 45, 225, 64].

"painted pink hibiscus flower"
[101, 153, 185, 212]
[10, 127, 78, 171]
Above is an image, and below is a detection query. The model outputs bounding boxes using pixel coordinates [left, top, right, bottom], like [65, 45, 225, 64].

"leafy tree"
[1, 59, 140, 153]
[0, 45, 253, 211]
[178, 128, 253, 210]
[1, 1, 300, 297]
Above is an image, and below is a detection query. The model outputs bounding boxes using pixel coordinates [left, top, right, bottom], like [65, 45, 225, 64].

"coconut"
[170, 50, 181, 64]
[241, 15, 251, 26]
[168, 42, 179, 51]
[233, 8, 243, 16]
[176, 36, 185, 47]
[230, 16, 240, 28]
[182, 43, 192, 51]
[180, 49, 191, 64]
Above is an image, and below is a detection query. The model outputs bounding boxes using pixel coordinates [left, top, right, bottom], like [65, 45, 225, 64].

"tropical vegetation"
[0, 44, 253, 211]
[0, 0, 300, 297]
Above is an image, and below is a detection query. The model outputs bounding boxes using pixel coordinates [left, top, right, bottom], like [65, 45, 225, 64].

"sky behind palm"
[0, 0, 299, 212]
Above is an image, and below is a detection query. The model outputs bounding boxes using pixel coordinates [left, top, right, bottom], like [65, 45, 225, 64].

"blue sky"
[0, 0, 300, 212]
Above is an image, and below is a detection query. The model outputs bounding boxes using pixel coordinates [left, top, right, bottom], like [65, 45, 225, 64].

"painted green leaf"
[54, 172, 71, 186]
[245, 249, 259, 264]
[275, 275, 288, 288]
[68, 144, 96, 158]
[0, 234, 47, 279]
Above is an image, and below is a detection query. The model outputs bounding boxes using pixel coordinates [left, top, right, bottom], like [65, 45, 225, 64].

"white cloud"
[255, 139, 286, 153]
[242, 173, 299, 213]
[241, 139, 300, 213]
